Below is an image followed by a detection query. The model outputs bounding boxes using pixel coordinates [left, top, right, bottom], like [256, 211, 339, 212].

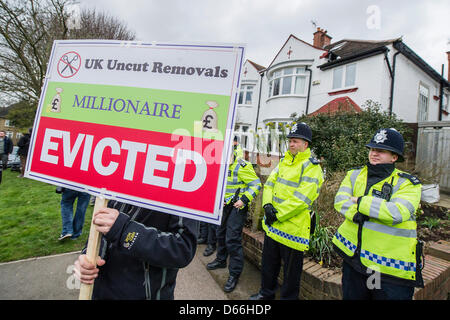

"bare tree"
[0, 0, 135, 127]
[70, 7, 136, 41]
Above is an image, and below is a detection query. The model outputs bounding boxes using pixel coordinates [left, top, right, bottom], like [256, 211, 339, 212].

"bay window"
[268, 67, 308, 97]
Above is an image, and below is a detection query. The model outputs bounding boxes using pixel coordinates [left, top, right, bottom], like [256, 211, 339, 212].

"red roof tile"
[308, 96, 362, 116]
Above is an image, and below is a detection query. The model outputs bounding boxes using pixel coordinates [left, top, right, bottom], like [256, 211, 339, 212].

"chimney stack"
[313, 27, 332, 48]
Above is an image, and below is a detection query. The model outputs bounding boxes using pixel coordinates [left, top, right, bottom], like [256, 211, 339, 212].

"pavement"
[0, 243, 261, 300]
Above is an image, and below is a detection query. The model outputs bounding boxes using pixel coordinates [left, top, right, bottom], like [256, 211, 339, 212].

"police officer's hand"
[233, 200, 244, 209]
[353, 212, 369, 224]
[93, 207, 119, 235]
[264, 203, 278, 226]
[74, 254, 106, 285]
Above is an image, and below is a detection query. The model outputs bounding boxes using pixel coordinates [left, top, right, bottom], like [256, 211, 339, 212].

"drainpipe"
[389, 51, 401, 116]
[254, 71, 264, 131]
[439, 64, 444, 121]
[305, 66, 312, 115]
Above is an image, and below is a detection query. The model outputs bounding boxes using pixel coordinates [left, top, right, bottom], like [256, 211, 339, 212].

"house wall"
[393, 53, 445, 122]
[235, 60, 262, 129]
[308, 53, 387, 115]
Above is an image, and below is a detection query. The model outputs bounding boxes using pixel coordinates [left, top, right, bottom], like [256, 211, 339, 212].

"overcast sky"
[77, 0, 450, 75]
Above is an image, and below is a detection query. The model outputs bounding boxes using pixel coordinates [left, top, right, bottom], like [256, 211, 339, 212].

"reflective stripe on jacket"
[224, 157, 261, 206]
[262, 148, 324, 251]
[332, 166, 421, 282]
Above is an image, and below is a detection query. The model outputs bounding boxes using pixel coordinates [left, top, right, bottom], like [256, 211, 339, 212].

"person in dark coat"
[17, 128, 32, 177]
[0, 130, 13, 170]
[74, 200, 198, 299]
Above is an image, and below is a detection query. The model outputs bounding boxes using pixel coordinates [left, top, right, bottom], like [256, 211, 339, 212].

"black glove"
[353, 197, 369, 224]
[264, 204, 278, 226]
[353, 212, 369, 224]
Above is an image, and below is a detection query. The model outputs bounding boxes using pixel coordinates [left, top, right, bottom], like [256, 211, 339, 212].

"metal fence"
[415, 121, 450, 192]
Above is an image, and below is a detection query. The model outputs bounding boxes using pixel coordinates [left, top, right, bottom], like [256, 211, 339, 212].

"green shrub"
[296, 100, 411, 174]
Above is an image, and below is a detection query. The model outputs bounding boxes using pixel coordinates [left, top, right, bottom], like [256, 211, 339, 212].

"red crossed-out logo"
[57, 51, 81, 78]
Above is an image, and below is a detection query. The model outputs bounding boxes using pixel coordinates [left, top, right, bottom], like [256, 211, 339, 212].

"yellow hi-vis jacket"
[332, 166, 422, 282]
[234, 143, 244, 159]
[224, 156, 261, 207]
[262, 148, 324, 251]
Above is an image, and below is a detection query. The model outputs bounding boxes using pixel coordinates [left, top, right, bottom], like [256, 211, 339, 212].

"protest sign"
[26, 40, 245, 225]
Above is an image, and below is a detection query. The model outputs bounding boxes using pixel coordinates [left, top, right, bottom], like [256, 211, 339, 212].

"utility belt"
[224, 188, 241, 212]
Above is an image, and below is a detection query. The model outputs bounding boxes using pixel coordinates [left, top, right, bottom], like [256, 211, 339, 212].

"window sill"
[266, 94, 307, 103]
[328, 87, 358, 96]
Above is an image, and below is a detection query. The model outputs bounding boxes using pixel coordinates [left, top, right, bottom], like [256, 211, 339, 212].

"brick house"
[0, 115, 22, 145]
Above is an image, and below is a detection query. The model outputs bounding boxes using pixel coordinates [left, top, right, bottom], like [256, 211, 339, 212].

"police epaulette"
[398, 172, 421, 185]
[237, 158, 247, 167]
[309, 157, 320, 165]
[349, 165, 364, 171]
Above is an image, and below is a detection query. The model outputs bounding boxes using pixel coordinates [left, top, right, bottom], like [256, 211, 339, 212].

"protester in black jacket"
[74, 200, 198, 300]
[0, 130, 13, 170]
[17, 128, 32, 177]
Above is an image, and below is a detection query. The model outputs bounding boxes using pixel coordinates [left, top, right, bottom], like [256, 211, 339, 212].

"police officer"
[332, 128, 423, 300]
[207, 143, 261, 293]
[233, 135, 244, 159]
[250, 122, 324, 300]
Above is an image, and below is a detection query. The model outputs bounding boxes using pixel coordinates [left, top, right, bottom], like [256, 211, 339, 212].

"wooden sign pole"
[79, 195, 108, 300]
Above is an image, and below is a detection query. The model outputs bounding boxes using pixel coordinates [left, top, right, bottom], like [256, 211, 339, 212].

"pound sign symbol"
[203, 115, 214, 129]
[51, 98, 59, 110]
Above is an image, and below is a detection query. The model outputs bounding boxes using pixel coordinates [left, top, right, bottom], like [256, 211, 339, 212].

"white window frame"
[332, 63, 357, 90]
[442, 93, 449, 112]
[268, 66, 309, 98]
[418, 83, 429, 121]
[238, 84, 254, 106]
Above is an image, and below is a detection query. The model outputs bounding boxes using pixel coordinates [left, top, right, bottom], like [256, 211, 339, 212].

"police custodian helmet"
[365, 128, 405, 162]
[287, 122, 312, 143]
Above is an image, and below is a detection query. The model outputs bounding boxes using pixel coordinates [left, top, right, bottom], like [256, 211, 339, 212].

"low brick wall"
[242, 228, 450, 300]
[242, 228, 343, 300]
[415, 241, 450, 300]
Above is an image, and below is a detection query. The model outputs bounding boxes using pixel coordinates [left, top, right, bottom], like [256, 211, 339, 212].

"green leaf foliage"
[297, 100, 411, 174]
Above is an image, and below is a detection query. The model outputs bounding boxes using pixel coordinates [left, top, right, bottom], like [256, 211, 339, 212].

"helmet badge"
[290, 123, 298, 133]
[374, 129, 388, 144]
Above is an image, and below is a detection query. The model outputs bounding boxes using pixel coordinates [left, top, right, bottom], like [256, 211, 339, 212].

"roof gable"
[241, 59, 265, 81]
[247, 59, 265, 72]
[267, 34, 326, 69]
[308, 96, 362, 116]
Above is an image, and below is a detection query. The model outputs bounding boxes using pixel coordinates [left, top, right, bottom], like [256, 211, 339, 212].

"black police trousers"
[260, 234, 304, 300]
[216, 205, 247, 277]
[342, 261, 414, 300]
